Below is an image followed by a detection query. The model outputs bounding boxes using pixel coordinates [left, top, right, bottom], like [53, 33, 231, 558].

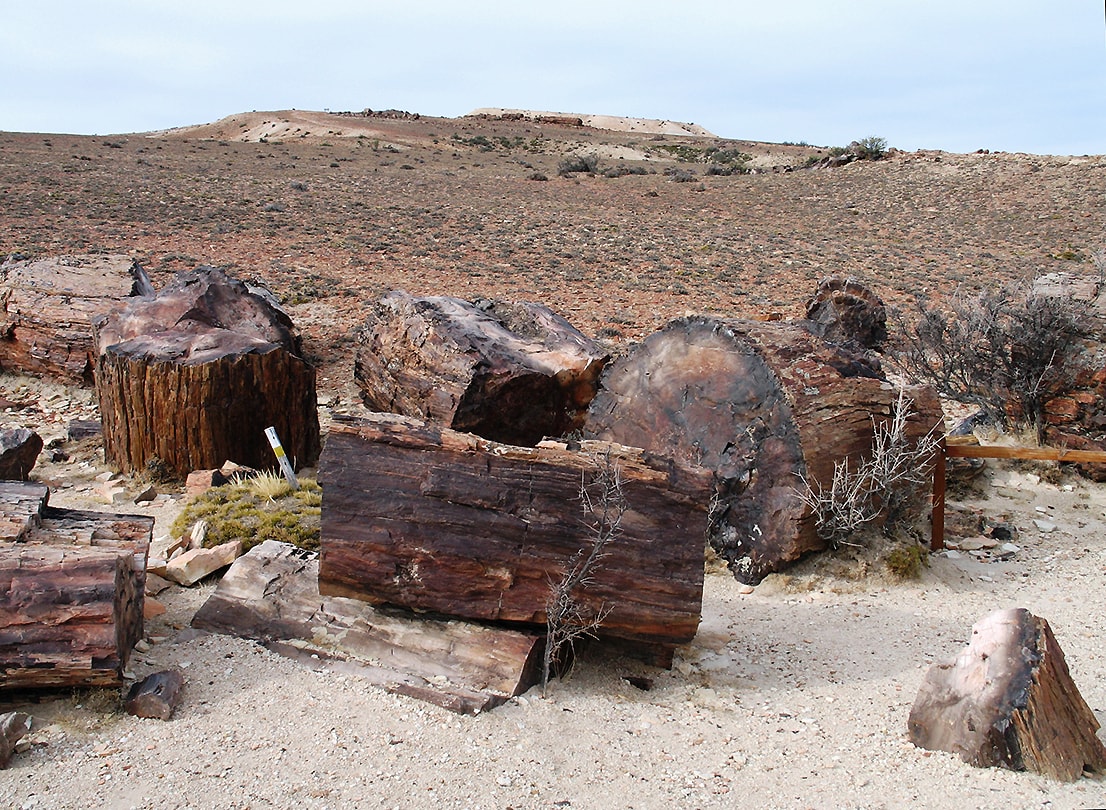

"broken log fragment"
[125, 669, 185, 720]
[0, 428, 43, 481]
[0, 253, 154, 383]
[908, 608, 1106, 781]
[193, 540, 543, 714]
[586, 316, 943, 583]
[93, 266, 320, 477]
[803, 276, 888, 350]
[0, 711, 31, 768]
[354, 291, 609, 446]
[0, 481, 152, 690]
[317, 413, 712, 653]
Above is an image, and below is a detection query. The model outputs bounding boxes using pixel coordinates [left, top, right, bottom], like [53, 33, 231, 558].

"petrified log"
[193, 540, 543, 714]
[317, 413, 712, 655]
[0, 712, 31, 768]
[93, 266, 320, 477]
[0, 253, 154, 382]
[586, 316, 943, 583]
[0, 428, 43, 481]
[908, 608, 1106, 781]
[803, 276, 887, 350]
[354, 291, 608, 446]
[125, 669, 185, 720]
[0, 482, 152, 689]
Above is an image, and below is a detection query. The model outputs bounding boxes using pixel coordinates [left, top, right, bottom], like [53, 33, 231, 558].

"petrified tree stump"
[0, 254, 154, 382]
[908, 608, 1106, 781]
[586, 316, 943, 583]
[0, 482, 152, 689]
[355, 291, 608, 446]
[193, 540, 543, 714]
[317, 413, 712, 657]
[93, 266, 320, 477]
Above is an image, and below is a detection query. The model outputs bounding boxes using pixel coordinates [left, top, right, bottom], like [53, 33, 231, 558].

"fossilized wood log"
[586, 316, 943, 583]
[0, 254, 154, 382]
[0, 428, 43, 481]
[94, 266, 320, 477]
[0, 481, 152, 690]
[317, 413, 712, 651]
[0, 712, 31, 768]
[125, 669, 185, 720]
[354, 291, 608, 446]
[803, 276, 887, 350]
[908, 608, 1106, 781]
[193, 540, 543, 714]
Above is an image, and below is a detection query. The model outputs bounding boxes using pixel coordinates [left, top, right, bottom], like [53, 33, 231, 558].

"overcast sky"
[2, 1, 1103, 155]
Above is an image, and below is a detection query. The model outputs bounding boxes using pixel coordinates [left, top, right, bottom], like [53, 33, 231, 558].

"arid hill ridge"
[2, 107, 1103, 393]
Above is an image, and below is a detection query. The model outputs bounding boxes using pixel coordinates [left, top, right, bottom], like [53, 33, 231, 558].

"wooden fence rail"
[930, 440, 1106, 550]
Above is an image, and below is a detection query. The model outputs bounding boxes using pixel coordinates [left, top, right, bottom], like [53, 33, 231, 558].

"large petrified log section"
[0, 482, 152, 689]
[586, 316, 943, 583]
[317, 413, 712, 653]
[194, 540, 543, 714]
[355, 291, 609, 446]
[908, 608, 1106, 781]
[94, 266, 320, 477]
[0, 254, 154, 382]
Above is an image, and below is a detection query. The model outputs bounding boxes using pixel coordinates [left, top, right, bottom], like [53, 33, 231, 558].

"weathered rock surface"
[355, 291, 608, 446]
[0, 253, 154, 382]
[93, 266, 320, 477]
[0, 428, 42, 480]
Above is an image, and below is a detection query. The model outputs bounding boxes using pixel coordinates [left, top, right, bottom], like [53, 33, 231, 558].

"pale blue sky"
[2, 0, 1103, 154]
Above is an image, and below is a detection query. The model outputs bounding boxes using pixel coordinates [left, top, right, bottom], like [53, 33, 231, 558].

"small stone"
[133, 485, 157, 504]
[738, 584, 755, 595]
[1000, 543, 1020, 554]
[943, 550, 962, 559]
[1033, 519, 1057, 533]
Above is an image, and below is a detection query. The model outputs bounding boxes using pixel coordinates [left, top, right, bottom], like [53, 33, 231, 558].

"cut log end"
[908, 608, 1106, 781]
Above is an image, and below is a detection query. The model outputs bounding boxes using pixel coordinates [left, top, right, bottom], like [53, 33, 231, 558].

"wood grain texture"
[908, 608, 1106, 781]
[193, 540, 542, 714]
[0, 482, 152, 690]
[587, 316, 943, 583]
[94, 266, 320, 476]
[317, 413, 712, 649]
[355, 291, 608, 446]
[0, 253, 153, 382]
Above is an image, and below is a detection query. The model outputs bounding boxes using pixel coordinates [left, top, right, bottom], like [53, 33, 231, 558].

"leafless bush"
[542, 448, 622, 692]
[893, 278, 1091, 442]
[796, 389, 943, 548]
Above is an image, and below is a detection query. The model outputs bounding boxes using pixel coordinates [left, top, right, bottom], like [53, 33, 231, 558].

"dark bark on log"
[0, 428, 43, 481]
[0, 712, 31, 768]
[0, 482, 152, 690]
[317, 413, 712, 650]
[93, 266, 320, 477]
[0, 254, 153, 383]
[193, 540, 542, 714]
[354, 291, 608, 446]
[586, 316, 943, 583]
[125, 669, 185, 720]
[908, 608, 1106, 781]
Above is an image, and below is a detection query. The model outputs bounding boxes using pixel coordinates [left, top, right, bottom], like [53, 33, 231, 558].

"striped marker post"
[264, 426, 300, 490]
